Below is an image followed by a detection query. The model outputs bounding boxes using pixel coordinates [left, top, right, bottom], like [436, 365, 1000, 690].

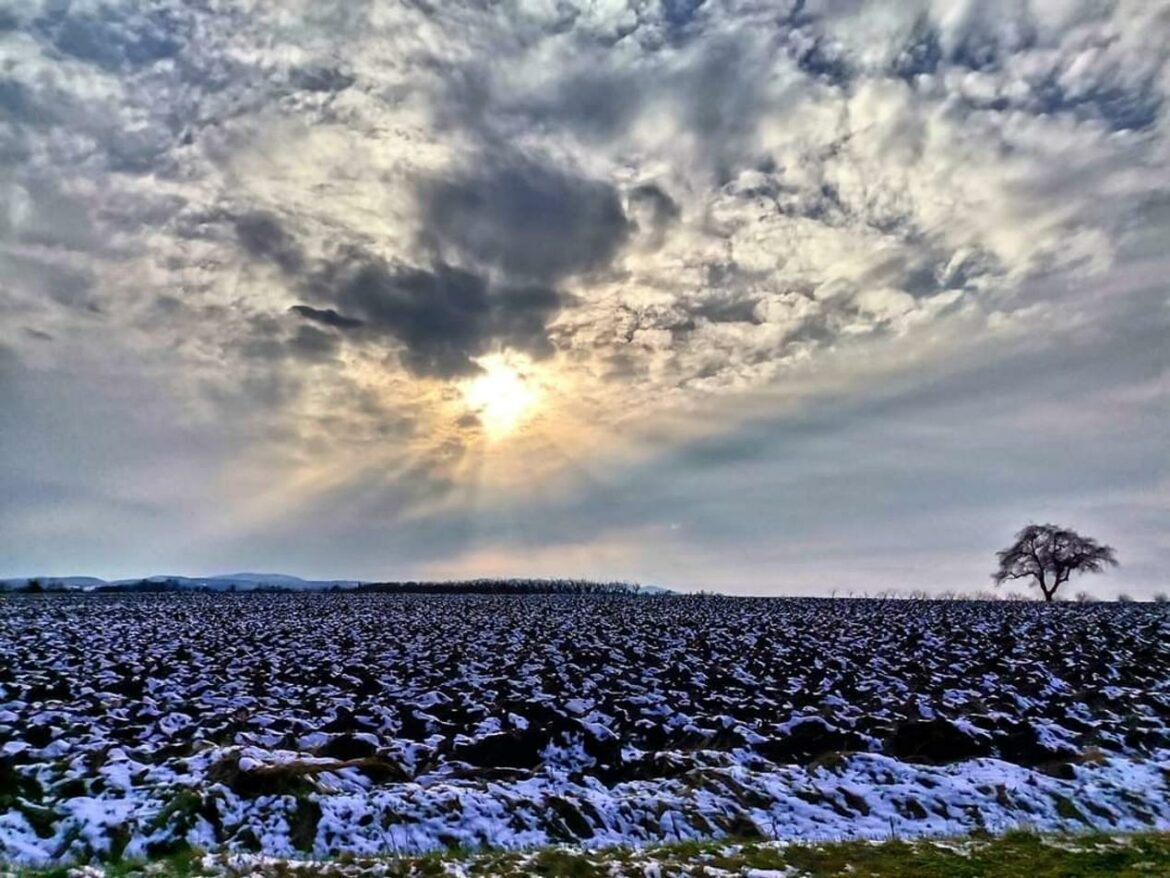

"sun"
[462, 355, 539, 439]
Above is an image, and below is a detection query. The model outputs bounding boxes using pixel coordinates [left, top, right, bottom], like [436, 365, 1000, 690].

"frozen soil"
[1, 594, 1168, 866]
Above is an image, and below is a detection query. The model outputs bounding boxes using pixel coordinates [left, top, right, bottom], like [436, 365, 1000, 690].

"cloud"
[627, 183, 681, 248]
[289, 305, 364, 330]
[417, 154, 632, 282]
[230, 201, 577, 376]
[289, 65, 355, 94]
[301, 256, 567, 378]
[36, 5, 187, 73]
[328, 259, 492, 378]
[287, 324, 340, 362]
[234, 213, 305, 274]
[0, 251, 97, 310]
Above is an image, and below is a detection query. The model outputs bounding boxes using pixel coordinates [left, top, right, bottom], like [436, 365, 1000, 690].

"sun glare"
[462, 356, 538, 439]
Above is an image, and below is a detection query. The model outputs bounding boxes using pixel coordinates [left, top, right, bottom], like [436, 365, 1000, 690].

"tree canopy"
[993, 524, 1118, 602]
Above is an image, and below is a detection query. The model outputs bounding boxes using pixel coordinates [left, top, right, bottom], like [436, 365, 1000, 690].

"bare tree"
[992, 524, 1118, 603]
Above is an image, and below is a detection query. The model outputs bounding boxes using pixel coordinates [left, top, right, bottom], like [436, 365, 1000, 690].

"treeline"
[351, 578, 651, 595]
[75, 578, 657, 595]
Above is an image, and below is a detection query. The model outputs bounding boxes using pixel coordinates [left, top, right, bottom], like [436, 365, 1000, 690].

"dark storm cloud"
[337, 261, 487, 372]
[418, 155, 632, 282]
[304, 257, 567, 377]
[289, 305, 364, 330]
[228, 165, 602, 376]
[490, 284, 563, 359]
[274, 153, 637, 376]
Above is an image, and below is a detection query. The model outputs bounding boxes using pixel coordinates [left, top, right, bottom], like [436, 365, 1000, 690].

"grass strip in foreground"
[8, 830, 1170, 877]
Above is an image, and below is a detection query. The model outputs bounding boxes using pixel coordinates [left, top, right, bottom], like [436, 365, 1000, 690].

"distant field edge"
[6, 829, 1170, 878]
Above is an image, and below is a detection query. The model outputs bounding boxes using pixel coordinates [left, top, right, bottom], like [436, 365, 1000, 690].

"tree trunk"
[1038, 573, 1053, 602]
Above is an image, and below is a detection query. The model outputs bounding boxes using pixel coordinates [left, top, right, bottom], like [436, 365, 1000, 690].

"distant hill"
[207, 572, 332, 588]
[0, 573, 361, 593]
[1, 574, 669, 595]
[0, 576, 108, 592]
[111, 573, 364, 592]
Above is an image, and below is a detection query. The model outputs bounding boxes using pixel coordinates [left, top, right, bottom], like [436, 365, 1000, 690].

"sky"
[1, 0, 1167, 596]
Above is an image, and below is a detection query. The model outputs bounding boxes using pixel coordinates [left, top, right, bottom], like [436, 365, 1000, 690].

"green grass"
[13, 848, 204, 878]
[7, 830, 1170, 877]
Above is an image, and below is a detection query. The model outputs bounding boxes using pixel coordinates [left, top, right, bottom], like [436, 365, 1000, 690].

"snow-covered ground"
[0, 595, 1167, 865]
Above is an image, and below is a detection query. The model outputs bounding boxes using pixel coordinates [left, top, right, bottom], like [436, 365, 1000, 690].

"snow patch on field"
[5, 749, 1170, 864]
